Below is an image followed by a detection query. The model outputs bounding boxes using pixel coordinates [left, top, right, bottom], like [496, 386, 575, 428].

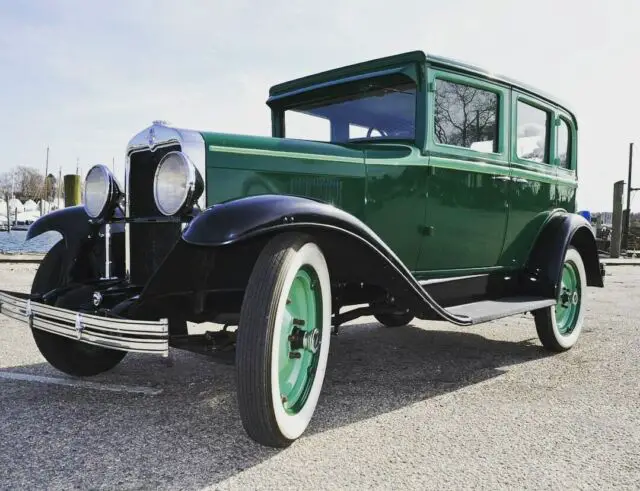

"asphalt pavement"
[0, 263, 638, 490]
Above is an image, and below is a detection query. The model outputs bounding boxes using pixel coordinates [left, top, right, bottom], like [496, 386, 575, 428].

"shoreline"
[0, 254, 638, 266]
[0, 253, 45, 263]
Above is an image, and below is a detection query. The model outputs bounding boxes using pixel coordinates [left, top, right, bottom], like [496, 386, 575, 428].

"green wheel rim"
[278, 266, 322, 415]
[555, 260, 581, 335]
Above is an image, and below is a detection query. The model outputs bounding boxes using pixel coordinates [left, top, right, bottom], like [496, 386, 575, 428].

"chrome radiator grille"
[127, 145, 182, 285]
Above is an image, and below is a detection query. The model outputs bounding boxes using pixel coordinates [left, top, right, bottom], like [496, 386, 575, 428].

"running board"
[445, 296, 556, 325]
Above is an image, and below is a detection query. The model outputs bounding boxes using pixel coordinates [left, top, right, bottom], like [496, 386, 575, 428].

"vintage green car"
[0, 51, 603, 447]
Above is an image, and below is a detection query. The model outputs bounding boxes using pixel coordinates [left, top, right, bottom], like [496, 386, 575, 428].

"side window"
[434, 79, 499, 153]
[516, 101, 549, 163]
[556, 118, 571, 168]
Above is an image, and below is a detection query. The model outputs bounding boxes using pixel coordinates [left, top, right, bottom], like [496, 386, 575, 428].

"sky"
[1, 0, 639, 211]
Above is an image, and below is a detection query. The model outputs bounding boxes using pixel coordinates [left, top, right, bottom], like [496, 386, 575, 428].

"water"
[0, 230, 61, 254]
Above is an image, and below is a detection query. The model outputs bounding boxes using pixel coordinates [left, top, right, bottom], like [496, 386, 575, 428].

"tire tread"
[236, 233, 308, 447]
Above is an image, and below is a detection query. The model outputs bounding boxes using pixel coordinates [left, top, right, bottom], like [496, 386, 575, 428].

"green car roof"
[268, 50, 577, 126]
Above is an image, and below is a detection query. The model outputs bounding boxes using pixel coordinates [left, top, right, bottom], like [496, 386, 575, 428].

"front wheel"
[236, 234, 331, 447]
[31, 241, 127, 377]
[534, 247, 586, 352]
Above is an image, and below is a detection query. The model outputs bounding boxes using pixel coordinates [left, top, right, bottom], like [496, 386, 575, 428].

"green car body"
[202, 50, 578, 278]
[0, 50, 604, 448]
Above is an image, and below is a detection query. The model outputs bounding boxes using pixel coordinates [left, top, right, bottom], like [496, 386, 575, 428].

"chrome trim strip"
[0, 291, 169, 356]
[208, 144, 363, 163]
[104, 223, 111, 279]
[124, 121, 206, 281]
[419, 274, 487, 286]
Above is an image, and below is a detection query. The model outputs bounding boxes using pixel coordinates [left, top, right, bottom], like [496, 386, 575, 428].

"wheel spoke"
[277, 266, 321, 415]
[555, 260, 581, 335]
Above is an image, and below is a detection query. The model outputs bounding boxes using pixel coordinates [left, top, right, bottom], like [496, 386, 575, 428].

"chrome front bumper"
[0, 291, 169, 356]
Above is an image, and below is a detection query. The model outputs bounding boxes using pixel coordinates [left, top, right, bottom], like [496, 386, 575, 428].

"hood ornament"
[148, 126, 156, 146]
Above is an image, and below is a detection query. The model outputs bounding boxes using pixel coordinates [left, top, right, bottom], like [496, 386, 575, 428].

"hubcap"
[555, 260, 581, 335]
[278, 266, 322, 415]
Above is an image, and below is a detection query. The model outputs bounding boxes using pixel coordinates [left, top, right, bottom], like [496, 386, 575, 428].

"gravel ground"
[0, 263, 638, 490]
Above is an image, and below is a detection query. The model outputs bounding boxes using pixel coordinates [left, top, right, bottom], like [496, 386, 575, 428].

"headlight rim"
[83, 164, 120, 219]
[153, 151, 200, 217]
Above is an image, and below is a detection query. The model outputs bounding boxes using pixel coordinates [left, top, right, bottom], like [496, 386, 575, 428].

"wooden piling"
[611, 180, 625, 258]
[63, 175, 81, 207]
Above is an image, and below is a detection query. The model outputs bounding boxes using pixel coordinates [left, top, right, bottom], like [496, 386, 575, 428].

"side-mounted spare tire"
[31, 241, 127, 377]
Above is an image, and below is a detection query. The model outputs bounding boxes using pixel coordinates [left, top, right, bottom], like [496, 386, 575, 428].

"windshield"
[284, 78, 417, 143]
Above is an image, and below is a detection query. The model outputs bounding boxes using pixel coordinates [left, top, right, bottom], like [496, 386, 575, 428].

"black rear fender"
[525, 212, 603, 298]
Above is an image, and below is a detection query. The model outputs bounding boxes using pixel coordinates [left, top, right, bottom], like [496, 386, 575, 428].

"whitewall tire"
[534, 247, 586, 352]
[236, 233, 331, 447]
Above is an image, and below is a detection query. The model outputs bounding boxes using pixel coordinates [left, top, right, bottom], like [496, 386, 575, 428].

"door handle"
[491, 175, 510, 181]
[512, 177, 529, 184]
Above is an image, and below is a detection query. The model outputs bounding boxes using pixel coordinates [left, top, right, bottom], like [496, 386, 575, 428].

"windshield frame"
[269, 63, 426, 150]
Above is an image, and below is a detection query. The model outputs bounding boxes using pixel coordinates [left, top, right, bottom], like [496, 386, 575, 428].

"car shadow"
[0, 320, 549, 489]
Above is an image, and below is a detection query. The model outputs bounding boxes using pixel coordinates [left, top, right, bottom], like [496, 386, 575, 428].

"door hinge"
[427, 82, 436, 93]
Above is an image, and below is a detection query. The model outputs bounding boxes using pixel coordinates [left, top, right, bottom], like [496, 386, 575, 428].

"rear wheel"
[236, 233, 331, 447]
[31, 241, 126, 377]
[534, 247, 586, 352]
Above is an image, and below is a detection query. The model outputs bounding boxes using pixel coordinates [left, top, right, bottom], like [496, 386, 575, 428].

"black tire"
[236, 233, 331, 447]
[31, 241, 126, 377]
[375, 311, 414, 328]
[533, 247, 586, 352]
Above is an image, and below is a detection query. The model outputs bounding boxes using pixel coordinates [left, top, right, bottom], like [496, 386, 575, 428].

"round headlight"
[84, 165, 118, 218]
[153, 152, 201, 216]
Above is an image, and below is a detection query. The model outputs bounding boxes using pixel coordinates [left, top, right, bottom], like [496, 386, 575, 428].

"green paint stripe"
[365, 159, 425, 167]
[556, 177, 577, 187]
[556, 169, 577, 186]
[430, 156, 510, 176]
[208, 145, 363, 164]
[510, 167, 557, 185]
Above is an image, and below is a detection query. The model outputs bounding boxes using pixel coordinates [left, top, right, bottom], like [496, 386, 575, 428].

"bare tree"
[0, 172, 13, 225]
[434, 80, 498, 150]
[16, 166, 46, 200]
[0, 171, 14, 201]
[0, 167, 48, 201]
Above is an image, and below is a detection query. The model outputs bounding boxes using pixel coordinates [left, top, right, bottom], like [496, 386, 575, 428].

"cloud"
[0, 0, 639, 211]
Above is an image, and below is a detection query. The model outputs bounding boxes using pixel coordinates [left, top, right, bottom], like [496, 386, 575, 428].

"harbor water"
[0, 230, 60, 254]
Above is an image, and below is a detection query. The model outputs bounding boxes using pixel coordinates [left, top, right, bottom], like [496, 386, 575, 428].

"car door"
[364, 145, 429, 270]
[416, 69, 510, 274]
[502, 92, 559, 268]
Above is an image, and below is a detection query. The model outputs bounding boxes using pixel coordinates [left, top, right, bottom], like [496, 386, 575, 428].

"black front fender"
[27, 205, 125, 245]
[183, 194, 384, 248]
[27, 205, 125, 282]
[164, 195, 471, 325]
[27, 206, 94, 250]
[525, 212, 603, 297]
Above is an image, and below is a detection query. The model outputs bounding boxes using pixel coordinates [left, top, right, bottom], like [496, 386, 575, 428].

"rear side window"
[557, 118, 571, 168]
[516, 101, 549, 163]
[434, 79, 499, 153]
